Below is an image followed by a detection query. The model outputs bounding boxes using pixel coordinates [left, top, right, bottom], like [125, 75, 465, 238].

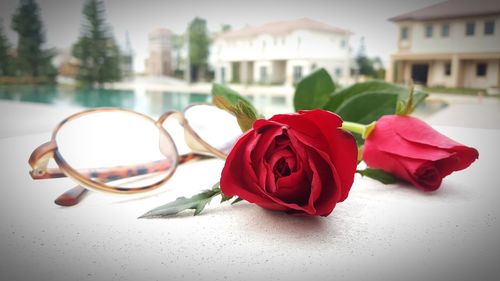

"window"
[466, 22, 475, 36]
[444, 63, 451, 76]
[425, 25, 433, 38]
[335, 68, 342, 77]
[401, 27, 409, 40]
[485, 21, 495, 35]
[220, 67, 226, 83]
[441, 24, 450, 37]
[293, 66, 303, 84]
[340, 39, 347, 48]
[476, 63, 487, 77]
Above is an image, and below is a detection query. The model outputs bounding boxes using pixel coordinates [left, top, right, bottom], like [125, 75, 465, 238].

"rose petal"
[367, 118, 453, 161]
[275, 169, 310, 205]
[295, 110, 357, 202]
[380, 115, 463, 148]
[288, 132, 343, 215]
[287, 127, 355, 202]
[380, 115, 479, 169]
[304, 146, 341, 216]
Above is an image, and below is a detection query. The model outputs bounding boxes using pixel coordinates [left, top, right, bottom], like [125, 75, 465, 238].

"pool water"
[0, 85, 295, 117]
[0, 84, 445, 118]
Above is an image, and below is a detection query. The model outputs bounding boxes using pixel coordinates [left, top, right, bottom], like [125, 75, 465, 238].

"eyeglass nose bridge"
[29, 141, 57, 178]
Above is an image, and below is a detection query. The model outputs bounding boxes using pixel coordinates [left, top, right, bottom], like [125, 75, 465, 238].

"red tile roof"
[217, 18, 352, 40]
[390, 0, 500, 22]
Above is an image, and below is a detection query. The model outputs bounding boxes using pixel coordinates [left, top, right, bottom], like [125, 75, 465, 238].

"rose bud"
[220, 109, 358, 216]
[363, 115, 479, 191]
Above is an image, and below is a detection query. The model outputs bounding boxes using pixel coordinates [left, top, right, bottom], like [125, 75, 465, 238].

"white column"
[451, 55, 462, 88]
[498, 59, 500, 88]
[240, 61, 248, 84]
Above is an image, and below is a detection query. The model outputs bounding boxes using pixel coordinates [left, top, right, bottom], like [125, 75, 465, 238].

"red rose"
[220, 109, 358, 216]
[363, 115, 479, 191]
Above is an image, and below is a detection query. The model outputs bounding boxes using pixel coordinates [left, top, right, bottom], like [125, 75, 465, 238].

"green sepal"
[139, 183, 221, 218]
[294, 68, 336, 111]
[220, 192, 233, 203]
[357, 168, 398, 185]
[396, 81, 421, 115]
[231, 197, 244, 205]
[211, 83, 259, 132]
[211, 83, 256, 111]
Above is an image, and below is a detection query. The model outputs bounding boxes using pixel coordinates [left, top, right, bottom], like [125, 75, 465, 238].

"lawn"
[424, 86, 486, 96]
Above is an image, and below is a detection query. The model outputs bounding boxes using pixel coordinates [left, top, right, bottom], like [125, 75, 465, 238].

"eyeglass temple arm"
[53, 153, 209, 207]
[31, 152, 211, 180]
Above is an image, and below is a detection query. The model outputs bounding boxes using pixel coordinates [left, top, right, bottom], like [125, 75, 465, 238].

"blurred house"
[145, 28, 173, 76]
[52, 48, 79, 84]
[387, 0, 500, 89]
[211, 18, 352, 85]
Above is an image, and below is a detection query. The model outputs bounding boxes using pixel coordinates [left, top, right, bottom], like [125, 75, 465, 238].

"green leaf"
[358, 168, 398, 185]
[324, 80, 428, 115]
[211, 84, 259, 132]
[139, 184, 221, 218]
[336, 92, 398, 124]
[294, 68, 336, 111]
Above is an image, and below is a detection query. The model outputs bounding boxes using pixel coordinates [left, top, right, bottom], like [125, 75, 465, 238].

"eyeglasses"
[28, 104, 242, 206]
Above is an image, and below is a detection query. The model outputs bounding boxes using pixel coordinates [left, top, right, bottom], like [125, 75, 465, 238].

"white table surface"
[1, 125, 499, 281]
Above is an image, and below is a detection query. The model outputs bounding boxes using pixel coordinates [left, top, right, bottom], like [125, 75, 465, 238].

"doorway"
[411, 64, 429, 85]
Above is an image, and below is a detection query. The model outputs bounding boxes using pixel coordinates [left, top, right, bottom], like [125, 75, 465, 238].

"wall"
[396, 15, 500, 54]
[463, 60, 499, 88]
[212, 30, 350, 63]
[428, 61, 454, 87]
[211, 28, 353, 84]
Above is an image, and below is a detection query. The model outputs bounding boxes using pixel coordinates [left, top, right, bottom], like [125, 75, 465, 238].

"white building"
[387, 0, 500, 89]
[211, 18, 352, 86]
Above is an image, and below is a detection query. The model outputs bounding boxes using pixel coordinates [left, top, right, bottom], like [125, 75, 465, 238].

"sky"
[0, 0, 443, 72]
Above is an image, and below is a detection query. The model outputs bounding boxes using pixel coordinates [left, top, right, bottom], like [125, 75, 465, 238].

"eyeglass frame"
[29, 104, 232, 204]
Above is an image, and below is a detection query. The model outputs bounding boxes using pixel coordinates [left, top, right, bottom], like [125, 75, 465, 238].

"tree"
[171, 33, 185, 77]
[355, 37, 385, 79]
[355, 55, 377, 77]
[0, 18, 13, 76]
[188, 17, 210, 82]
[11, 0, 54, 77]
[72, 0, 121, 86]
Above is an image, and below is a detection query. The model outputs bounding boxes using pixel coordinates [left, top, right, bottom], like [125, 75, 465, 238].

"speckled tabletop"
[1, 126, 498, 281]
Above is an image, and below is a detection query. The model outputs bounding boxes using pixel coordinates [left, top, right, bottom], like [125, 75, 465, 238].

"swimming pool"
[0, 85, 293, 117]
